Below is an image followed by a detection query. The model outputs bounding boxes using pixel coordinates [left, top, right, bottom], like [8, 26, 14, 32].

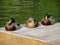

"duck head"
[45, 14, 50, 18]
[27, 17, 34, 23]
[7, 18, 15, 25]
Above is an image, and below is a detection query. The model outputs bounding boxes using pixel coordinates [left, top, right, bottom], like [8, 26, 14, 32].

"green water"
[0, 0, 60, 27]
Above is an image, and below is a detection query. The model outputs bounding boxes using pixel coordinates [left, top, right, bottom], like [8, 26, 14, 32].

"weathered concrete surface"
[0, 23, 60, 45]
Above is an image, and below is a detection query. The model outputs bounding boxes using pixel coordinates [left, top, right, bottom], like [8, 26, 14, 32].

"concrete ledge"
[0, 23, 60, 45]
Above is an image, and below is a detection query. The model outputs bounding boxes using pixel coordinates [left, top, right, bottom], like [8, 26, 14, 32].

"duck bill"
[45, 16, 48, 20]
[7, 20, 11, 24]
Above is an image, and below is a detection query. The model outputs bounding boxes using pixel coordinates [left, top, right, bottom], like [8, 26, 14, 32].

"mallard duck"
[5, 18, 20, 31]
[41, 14, 55, 25]
[25, 17, 38, 28]
[41, 14, 51, 25]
